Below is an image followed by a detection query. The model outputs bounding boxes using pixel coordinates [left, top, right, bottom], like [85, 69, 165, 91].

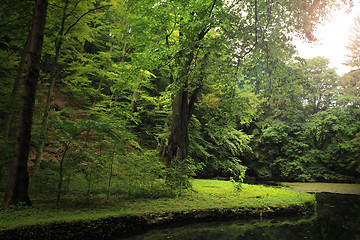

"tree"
[0, 0, 33, 139]
[304, 57, 339, 114]
[0, 0, 34, 189]
[127, 0, 353, 176]
[341, 14, 360, 109]
[190, 80, 259, 179]
[34, 0, 110, 167]
[306, 108, 360, 180]
[345, 14, 360, 69]
[2, 0, 48, 208]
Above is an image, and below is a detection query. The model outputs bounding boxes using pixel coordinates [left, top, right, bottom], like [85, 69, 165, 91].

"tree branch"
[64, 5, 111, 36]
[166, 16, 177, 46]
[188, 53, 209, 120]
[208, 0, 217, 18]
[158, 47, 187, 68]
[66, 0, 81, 20]
[234, 0, 259, 78]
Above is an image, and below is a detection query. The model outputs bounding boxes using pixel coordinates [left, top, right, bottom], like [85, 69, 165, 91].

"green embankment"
[0, 180, 315, 239]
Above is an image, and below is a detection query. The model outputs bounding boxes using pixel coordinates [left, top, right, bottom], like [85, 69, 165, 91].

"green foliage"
[1, 0, 358, 212]
[306, 109, 360, 179]
[253, 107, 360, 182]
[190, 80, 259, 178]
[0, 179, 316, 231]
[164, 157, 205, 196]
[303, 57, 339, 114]
[230, 165, 246, 192]
[339, 69, 360, 109]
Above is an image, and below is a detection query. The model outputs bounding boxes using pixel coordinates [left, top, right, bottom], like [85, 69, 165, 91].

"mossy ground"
[0, 179, 315, 231]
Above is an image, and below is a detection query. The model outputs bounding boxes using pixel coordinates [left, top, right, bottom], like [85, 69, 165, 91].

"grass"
[0, 179, 315, 231]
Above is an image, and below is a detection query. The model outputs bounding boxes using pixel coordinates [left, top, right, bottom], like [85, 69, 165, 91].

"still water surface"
[123, 190, 360, 240]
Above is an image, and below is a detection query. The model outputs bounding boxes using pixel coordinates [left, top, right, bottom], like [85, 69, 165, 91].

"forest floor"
[0, 179, 316, 239]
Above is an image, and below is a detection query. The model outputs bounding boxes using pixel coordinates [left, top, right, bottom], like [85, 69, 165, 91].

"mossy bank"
[0, 180, 316, 240]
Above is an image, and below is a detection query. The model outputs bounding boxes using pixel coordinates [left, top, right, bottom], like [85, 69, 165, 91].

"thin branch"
[234, 0, 259, 78]
[0, 1, 33, 13]
[197, 0, 217, 41]
[208, 0, 217, 18]
[265, 0, 273, 31]
[66, 0, 81, 20]
[188, 53, 209, 119]
[48, 3, 62, 9]
[231, 0, 259, 103]
[166, 16, 177, 46]
[241, 0, 258, 58]
[0, 10, 32, 26]
[64, 5, 111, 36]
[198, 28, 211, 41]
[158, 47, 187, 68]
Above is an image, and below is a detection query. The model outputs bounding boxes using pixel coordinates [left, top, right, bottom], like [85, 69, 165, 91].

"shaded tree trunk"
[56, 142, 70, 208]
[163, 1, 215, 167]
[2, 36, 30, 140]
[34, 0, 69, 168]
[33, 1, 108, 167]
[130, 76, 142, 112]
[2, 0, 48, 209]
[165, 52, 208, 166]
[106, 148, 115, 200]
[92, 39, 114, 109]
[0, 37, 30, 202]
[166, 89, 191, 166]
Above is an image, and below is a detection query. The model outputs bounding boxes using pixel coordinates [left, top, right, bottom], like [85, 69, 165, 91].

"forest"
[0, 0, 359, 209]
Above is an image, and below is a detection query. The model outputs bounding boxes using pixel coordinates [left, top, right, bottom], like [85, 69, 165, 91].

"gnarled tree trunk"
[165, 53, 208, 166]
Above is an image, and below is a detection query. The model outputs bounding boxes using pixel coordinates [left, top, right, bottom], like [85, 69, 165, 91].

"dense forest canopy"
[0, 0, 359, 208]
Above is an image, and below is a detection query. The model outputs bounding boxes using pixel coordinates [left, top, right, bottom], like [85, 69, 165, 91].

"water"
[122, 193, 360, 240]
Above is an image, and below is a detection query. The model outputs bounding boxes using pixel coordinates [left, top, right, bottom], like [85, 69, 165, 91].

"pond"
[280, 182, 360, 195]
[122, 184, 360, 240]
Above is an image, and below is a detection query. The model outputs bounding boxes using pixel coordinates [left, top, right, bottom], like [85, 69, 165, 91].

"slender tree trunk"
[121, 42, 127, 63]
[56, 143, 69, 208]
[107, 156, 114, 200]
[106, 145, 116, 200]
[86, 171, 92, 197]
[93, 28, 129, 109]
[92, 40, 114, 108]
[2, 0, 48, 209]
[130, 77, 142, 112]
[34, 0, 69, 167]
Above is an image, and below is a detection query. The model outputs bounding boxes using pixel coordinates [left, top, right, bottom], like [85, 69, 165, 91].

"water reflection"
[122, 193, 360, 240]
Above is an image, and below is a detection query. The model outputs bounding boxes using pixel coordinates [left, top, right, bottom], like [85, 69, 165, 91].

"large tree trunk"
[2, 37, 30, 140]
[2, 0, 48, 209]
[166, 89, 190, 166]
[165, 53, 208, 167]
